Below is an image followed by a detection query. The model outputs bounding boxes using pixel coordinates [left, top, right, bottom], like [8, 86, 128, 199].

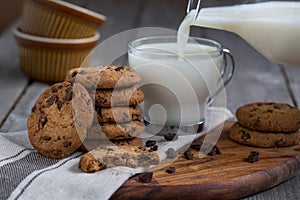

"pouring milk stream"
[178, 1, 300, 66]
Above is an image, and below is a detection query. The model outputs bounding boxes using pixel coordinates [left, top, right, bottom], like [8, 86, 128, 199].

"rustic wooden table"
[1, 0, 300, 199]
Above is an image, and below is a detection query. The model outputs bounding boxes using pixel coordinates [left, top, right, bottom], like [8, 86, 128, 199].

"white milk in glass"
[128, 40, 223, 126]
[178, 1, 300, 66]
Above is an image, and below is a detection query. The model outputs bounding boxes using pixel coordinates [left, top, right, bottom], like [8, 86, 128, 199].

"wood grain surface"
[111, 121, 300, 200]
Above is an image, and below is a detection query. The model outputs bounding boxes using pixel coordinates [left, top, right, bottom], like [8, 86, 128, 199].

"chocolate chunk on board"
[184, 147, 194, 160]
[166, 167, 176, 174]
[139, 172, 153, 183]
[247, 151, 260, 163]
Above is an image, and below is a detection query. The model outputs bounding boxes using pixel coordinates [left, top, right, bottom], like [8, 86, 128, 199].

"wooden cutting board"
[111, 121, 300, 200]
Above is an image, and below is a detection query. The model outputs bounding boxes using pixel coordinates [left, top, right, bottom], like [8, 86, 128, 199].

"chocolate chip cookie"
[78, 145, 160, 172]
[27, 81, 94, 159]
[65, 66, 141, 89]
[95, 105, 142, 123]
[87, 120, 145, 140]
[93, 86, 144, 107]
[236, 102, 300, 132]
[229, 122, 300, 148]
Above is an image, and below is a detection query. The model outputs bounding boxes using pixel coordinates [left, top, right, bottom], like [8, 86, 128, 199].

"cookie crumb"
[166, 148, 177, 159]
[163, 133, 178, 141]
[139, 172, 153, 183]
[166, 167, 176, 174]
[247, 151, 260, 163]
[190, 140, 221, 156]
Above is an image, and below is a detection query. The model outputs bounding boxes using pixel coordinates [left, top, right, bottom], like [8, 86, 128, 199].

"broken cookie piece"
[79, 145, 159, 173]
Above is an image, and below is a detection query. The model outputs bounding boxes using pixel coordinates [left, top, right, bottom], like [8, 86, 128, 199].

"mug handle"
[207, 48, 235, 106]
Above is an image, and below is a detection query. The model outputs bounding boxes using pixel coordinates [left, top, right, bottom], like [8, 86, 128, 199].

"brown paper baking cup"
[14, 28, 100, 83]
[21, 0, 106, 38]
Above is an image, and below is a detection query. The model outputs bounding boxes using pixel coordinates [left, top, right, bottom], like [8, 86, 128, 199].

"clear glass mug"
[128, 36, 234, 130]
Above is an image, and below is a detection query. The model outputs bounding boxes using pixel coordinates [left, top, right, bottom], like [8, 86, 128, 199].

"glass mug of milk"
[128, 36, 234, 130]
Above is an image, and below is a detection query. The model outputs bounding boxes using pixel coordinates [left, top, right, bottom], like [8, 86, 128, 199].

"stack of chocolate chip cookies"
[229, 102, 300, 148]
[65, 66, 145, 152]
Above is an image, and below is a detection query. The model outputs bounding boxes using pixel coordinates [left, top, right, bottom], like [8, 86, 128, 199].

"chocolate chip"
[138, 172, 153, 183]
[274, 105, 281, 109]
[51, 86, 58, 93]
[145, 140, 156, 147]
[242, 132, 251, 140]
[166, 148, 177, 159]
[63, 142, 72, 148]
[99, 98, 107, 103]
[252, 118, 261, 127]
[57, 101, 64, 110]
[184, 147, 194, 160]
[78, 70, 87, 75]
[247, 151, 259, 163]
[31, 105, 37, 113]
[38, 107, 45, 114]
[39, 117, 48, 128]
[200, 142, 221, 156]
[190, 140, 203, 151]
[132, 114, 140, 121]
[97, 107, 103, 118]
[163, 133, 178, 141]
[149, 145, 158, 152]
[206, 144, 221, 156]
[266, 109, 273, 113]
[115, 66, 124, 71]
[65, 86, 73, 101]
[46, 95, 58, 106]
[166, 167, 176, 174]
[53, 150, 62, 157]
[41, 136, 51, 141]
[71, 71, 78, 77]
[139, 146, 147, 151]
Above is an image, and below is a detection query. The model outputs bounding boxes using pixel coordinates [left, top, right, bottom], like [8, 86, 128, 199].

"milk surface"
[178, 1, 300, 66]
[129, 42, 223, 125]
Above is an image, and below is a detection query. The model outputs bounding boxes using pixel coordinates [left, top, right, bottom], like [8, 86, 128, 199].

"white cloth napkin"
[0, 107, 233, 200]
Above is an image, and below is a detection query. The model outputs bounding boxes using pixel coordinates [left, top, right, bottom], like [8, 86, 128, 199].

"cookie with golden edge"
[27, 81, 94, 159]
[229, 122, 300, 148]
